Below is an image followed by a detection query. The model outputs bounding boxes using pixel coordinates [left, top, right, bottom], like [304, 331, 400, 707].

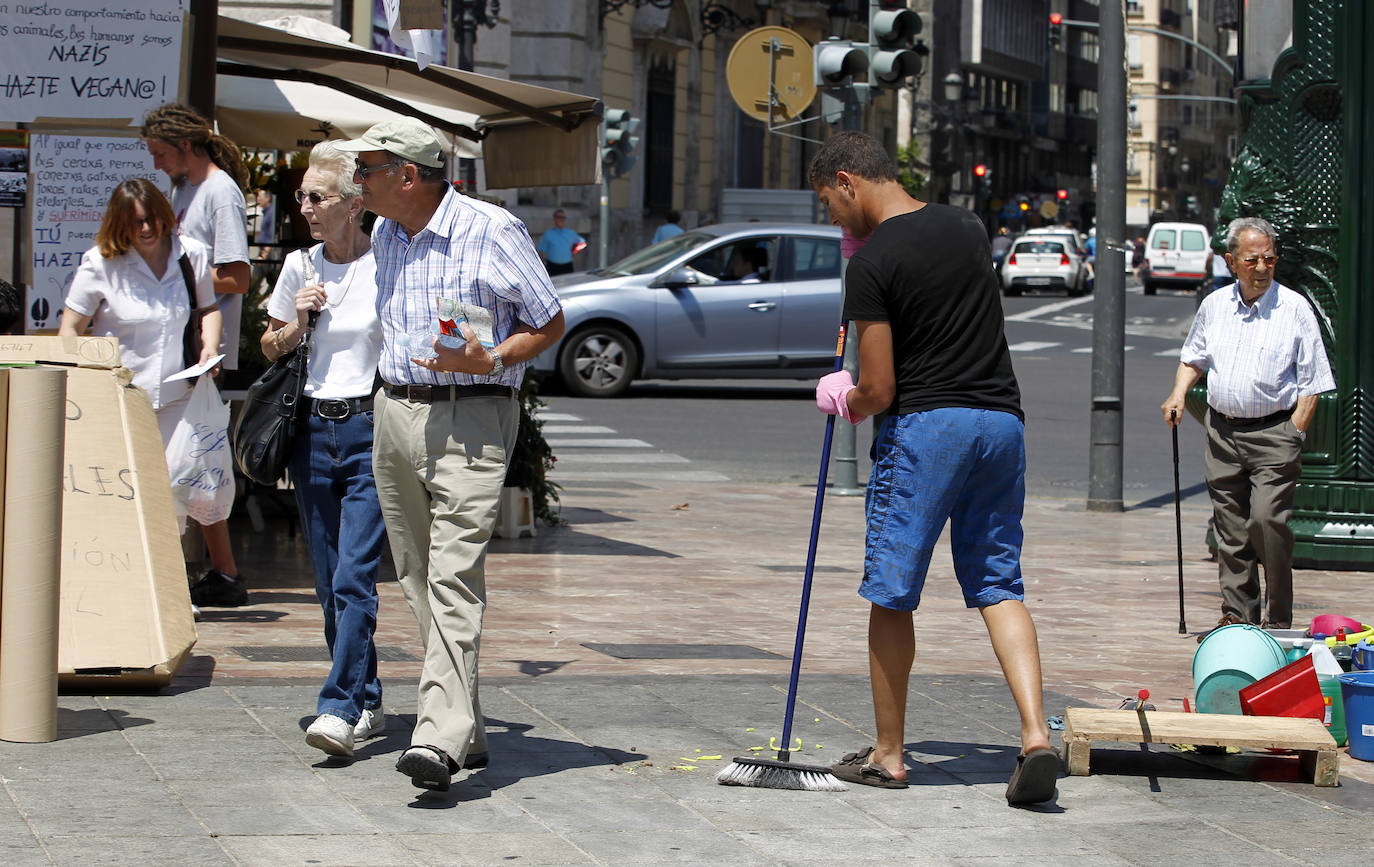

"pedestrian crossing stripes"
[537, 411, 729, 482]
[1007, 341, 1175, 356]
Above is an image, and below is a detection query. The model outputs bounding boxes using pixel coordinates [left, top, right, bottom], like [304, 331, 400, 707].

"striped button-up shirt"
[1180, 281, 1335, 418]
[372, 186, 562, 387]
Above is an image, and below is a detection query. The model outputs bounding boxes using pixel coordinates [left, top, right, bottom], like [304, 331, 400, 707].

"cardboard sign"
[0, 336, 196, 687]
[0, 0, 184, 123]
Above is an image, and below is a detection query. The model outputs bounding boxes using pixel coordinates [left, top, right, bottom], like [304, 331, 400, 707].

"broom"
[717, 324, 849, 792]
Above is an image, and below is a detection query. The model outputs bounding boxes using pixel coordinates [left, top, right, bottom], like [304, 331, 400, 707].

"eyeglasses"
[1238, 255, 1278, 267]
[354, 159, 402, 179]
[294, 190, 341, 205]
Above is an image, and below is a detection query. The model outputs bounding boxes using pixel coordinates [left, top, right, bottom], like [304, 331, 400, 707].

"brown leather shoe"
[1261, 620, 1291, 630]
[1196, 613, 1245, 644]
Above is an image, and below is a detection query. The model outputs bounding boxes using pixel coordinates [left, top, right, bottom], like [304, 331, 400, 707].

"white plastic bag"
[165, 375, 235, 527]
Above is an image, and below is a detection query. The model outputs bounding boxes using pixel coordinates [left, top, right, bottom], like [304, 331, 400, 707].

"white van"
[1142, 222, 1212, 295]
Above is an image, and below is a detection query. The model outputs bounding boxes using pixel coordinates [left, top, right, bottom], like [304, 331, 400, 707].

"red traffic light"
[973, 164, 989, 178]
[1056, 188, 1068, 200]
[1050, 13, 1063, 25]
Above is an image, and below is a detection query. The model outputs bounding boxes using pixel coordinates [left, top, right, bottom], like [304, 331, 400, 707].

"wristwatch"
[488, 349, 504, 378]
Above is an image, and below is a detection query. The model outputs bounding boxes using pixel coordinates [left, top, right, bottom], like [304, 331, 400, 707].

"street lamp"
[943, 72, 963, 103]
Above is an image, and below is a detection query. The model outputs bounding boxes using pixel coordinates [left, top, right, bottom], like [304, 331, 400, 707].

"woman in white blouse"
[60, 178, 222, 445]
[260, 141, 385, 760]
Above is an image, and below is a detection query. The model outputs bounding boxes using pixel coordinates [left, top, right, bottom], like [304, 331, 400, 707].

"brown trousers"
[1203, 410, 1304, 626]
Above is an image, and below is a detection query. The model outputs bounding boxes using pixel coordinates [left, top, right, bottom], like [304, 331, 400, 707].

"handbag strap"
[177, 253, 197, 311]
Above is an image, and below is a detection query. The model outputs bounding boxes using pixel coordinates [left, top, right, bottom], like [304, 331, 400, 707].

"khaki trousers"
[372, 388, 517, 762]
[1203, 410, 1303, 626]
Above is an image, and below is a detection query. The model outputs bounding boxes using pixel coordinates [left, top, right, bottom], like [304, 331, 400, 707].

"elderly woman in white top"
[60, 178, 222, 444]
[261, 141, 385, 759]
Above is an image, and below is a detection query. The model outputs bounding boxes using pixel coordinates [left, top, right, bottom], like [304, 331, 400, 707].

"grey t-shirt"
[172, 168, 249, 368]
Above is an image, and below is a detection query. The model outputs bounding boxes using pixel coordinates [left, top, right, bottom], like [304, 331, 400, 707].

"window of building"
[1127, 34, 1142, 69]
[1078, 31, 1100, 62]
[1078, 89, 1099, 116]
[643, 56, 676, 212]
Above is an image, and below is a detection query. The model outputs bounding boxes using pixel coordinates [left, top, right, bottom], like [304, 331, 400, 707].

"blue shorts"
[861, 408, 1026, 612]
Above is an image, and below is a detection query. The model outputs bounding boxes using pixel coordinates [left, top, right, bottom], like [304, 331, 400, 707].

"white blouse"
[267, 245, 381, 400]
[65, 235, 216, 409]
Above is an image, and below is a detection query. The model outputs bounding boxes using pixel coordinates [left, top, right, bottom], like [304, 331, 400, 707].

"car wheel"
[558, 325, 640, 398]
[1143, 282, 1157, 296]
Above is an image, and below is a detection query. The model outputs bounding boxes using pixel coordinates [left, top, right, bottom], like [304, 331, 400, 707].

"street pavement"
[3, 477, 1372, 865]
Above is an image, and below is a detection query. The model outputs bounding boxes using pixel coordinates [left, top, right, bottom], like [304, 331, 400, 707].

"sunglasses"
[354, 159, 403, 179]
[294, 190, 341, 205]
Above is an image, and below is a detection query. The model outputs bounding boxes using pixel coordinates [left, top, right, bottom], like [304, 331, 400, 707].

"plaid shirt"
[1180, 281, 1334, 418]
[372, 186, 561, 386]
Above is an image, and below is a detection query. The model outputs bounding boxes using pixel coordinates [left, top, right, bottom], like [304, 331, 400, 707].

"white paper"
[382, 0, 439, 71]
[163, 354, 225, 383]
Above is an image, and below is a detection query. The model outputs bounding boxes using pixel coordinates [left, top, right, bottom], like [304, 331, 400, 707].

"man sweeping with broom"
[809, 132, 1058, 806]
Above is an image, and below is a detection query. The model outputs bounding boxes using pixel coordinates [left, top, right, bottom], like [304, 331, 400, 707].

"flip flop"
[1005, 746, 1059, 805]
[830, 747, 908, 789]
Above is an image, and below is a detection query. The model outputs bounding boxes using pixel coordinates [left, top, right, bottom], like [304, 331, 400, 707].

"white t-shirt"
[172, 168, 249, 369]
[64, 235, 216, 409]
[267, 245, 382, 400]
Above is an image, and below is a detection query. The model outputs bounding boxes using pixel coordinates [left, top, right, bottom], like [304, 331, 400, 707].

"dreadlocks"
[141, 103, 248, 192]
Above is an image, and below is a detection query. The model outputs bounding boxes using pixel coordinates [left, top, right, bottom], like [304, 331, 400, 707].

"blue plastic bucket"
[1193, 624, 1287, 715]
[1354, 639, 1374, 672]
[1337, 671, 1374, 761]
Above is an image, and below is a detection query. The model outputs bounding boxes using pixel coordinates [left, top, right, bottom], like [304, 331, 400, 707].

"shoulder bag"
[231, 247, 319, 485]
[178, 254, 206, 368]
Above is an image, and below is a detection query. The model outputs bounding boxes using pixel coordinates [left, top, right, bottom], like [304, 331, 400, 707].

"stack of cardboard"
[0, 336, 196, 689]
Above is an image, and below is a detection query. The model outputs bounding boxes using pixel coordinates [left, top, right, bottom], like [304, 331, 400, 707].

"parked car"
[1141, 222, 1212, 295]
[1001, 238, 1091, 297]
[532, 223, 844, 396]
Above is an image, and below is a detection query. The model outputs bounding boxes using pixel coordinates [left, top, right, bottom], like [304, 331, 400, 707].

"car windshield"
[598, 231, 714, 277]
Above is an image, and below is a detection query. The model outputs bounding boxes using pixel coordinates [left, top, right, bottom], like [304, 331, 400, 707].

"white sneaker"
[353, 706, 385, 741]
[305, 714, 355, 757]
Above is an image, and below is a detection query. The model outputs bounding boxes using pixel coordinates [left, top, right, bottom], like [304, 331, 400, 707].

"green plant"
[504, 372, 563, 526]
[896, 140, 928, 198]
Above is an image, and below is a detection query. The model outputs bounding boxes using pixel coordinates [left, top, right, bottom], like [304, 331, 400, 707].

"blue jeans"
[862, 408, 1026, 612]
[289, 409, 385, 724]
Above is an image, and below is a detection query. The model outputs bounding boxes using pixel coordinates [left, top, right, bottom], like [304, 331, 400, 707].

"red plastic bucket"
[1238, 654, 1325, 720]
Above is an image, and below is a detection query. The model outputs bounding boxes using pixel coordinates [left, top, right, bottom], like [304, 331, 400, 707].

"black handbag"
[231, 249, 319, 485]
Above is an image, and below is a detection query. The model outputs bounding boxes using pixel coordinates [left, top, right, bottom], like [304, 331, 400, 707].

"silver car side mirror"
[658, 267, 700, 289]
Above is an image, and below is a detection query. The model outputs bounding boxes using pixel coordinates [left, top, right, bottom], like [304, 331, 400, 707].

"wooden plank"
[1065, 708, 1335, 751]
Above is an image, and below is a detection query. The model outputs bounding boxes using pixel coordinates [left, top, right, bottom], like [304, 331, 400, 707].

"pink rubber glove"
[816, 370, 867, 425]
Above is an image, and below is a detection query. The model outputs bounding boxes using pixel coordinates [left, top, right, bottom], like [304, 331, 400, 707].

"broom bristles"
[715, 756, 847, 792]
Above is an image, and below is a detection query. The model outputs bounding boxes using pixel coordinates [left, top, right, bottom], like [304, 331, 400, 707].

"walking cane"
[1171, 409, 1186, 635]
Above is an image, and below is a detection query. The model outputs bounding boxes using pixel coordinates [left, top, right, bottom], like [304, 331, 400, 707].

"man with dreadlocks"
[142, 102, 252, 609]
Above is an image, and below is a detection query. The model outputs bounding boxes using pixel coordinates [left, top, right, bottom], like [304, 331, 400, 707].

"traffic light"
[973, 163, 991, 196]
[1056, 188, 1068, 201]
[813, 38, 869, 88]
[867, 1, 923, 88]
[1048, 12, 1063, 49]
[602, 108, 640, 180]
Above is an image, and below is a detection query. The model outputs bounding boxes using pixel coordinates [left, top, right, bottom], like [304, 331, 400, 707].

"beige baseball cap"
[336, 118, 444, 168]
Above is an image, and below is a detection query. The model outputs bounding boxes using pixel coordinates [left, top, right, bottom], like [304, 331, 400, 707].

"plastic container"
[1193, 624, 1288, 715]
[1285, 638, 1315, 664]
[1310, 614, 1364, 637]
[1337, 670, 1374, 761]
[1321, 623, 1374, 648]
[1238, 654, 1325, 720]
[1354, 639, 1374, 672]
[1318, 676, 1347, 747]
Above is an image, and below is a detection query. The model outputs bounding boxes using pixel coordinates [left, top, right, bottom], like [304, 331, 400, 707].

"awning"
[214, 17, 602, 188]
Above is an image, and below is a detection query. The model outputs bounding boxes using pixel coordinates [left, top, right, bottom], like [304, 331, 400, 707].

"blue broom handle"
[778, 322, 848, 762]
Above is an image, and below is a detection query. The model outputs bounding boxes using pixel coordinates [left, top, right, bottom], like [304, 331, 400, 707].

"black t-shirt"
[843, 203, 1022, 419]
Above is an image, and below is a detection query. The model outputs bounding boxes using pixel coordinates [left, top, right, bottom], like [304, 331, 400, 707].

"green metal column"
[1209, 0, 1374, 569]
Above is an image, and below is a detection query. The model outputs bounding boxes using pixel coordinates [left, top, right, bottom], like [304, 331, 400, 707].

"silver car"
[532, 223, 844, 396]
[1001, 238, 1091, 297]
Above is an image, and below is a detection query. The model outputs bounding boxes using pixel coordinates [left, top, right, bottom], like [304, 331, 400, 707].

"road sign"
[726, 26, 817, 123]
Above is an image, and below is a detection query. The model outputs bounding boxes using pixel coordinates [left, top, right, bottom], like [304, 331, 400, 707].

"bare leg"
[868, 603, 914, 780]
[979, 599, 1052, 754]
[199, 519, 239, 577]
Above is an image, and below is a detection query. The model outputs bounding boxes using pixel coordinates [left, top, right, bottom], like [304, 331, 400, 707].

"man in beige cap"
[337, 118, 565, 792]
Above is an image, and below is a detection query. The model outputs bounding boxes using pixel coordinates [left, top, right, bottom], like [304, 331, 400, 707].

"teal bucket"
[1337, 671, 1374, 761]
[1193, 624, 1287, 715]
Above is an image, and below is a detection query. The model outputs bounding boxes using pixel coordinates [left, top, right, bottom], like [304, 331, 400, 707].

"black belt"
[1214, 407, 1292, 428]
[309, 396, 373, 420]
[383, 383, 514, 403]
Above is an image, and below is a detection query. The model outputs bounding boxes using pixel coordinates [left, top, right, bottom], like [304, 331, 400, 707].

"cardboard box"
[0, 336, 196, 688]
